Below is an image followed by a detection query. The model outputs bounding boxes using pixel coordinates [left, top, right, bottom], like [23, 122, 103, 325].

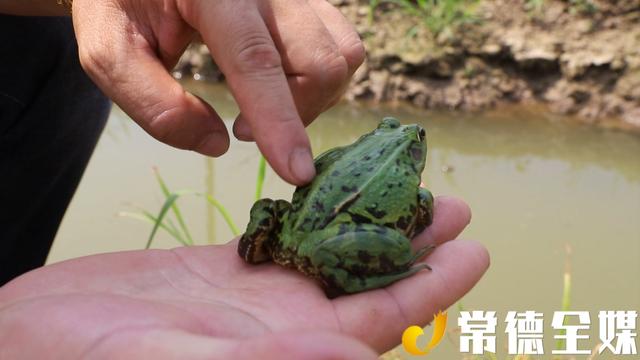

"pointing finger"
[189, 1, 316, 185]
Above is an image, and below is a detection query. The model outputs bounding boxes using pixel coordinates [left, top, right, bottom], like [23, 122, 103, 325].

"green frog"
[238, 117, 434, 296]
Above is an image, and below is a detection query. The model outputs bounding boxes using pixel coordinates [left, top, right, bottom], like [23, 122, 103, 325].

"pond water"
[48, 81, 640, 358]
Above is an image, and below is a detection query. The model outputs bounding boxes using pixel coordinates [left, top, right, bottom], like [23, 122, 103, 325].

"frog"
[238, 117, 434, 296]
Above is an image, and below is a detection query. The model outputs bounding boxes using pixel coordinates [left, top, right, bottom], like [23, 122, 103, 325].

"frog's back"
[285, 122, 426, 236]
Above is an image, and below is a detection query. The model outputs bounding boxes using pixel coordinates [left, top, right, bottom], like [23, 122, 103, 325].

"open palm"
[0, 197, 488, 359]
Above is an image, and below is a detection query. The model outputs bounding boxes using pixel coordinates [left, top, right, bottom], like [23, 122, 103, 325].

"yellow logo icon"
[402, 311, 448, 356]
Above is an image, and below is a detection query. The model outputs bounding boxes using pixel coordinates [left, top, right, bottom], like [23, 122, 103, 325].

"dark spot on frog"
[349, 212, 372, 224]
[354, 172, 361, 177]
[341, 185, 358, 193]
[259, 217, 272, 227]
[378, 148, 386, 156]
[409, 204, 416, 213]
[396, 215, 411, 231]
[363, 155, 371, 161]
[387, 183, 394, 189]
[381, 191, 388, 197]
[312, 201, 325, 212]
[379, 254, 395, 272]
[366, 205, 387, 219]
[331, 170, 340, 176]
[404, 171, 410, 176]
[358, 250, 373, 263]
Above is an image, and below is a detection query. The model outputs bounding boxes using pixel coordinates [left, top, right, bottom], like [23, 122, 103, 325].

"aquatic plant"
[123, 156, 267, 248]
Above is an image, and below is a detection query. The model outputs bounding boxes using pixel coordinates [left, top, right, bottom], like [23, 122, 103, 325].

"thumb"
[73, 2, 229, 157]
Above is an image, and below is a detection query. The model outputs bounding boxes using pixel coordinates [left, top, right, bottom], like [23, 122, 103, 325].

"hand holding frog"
[0, 197, 488, 359]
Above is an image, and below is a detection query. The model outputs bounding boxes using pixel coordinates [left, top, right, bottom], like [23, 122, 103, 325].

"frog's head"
[376, 117, 427, 169]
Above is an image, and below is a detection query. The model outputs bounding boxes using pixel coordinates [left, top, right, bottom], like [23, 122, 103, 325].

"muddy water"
[48, 81, 640, 358]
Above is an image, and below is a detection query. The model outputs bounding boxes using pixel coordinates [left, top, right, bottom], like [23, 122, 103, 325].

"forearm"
[0, 0, 69, 16]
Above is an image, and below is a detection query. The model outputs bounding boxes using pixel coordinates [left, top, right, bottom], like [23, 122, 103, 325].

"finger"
[334, 239, 490, 352]
[411, 195, 472, 250]
[306, 0, 365, 112]
[232, 0, 350, 142]
[190, 1, 315, 185]
[269, 0, 349, 123]
[73, 5, 229, 157]
[306, 0, 365, 78]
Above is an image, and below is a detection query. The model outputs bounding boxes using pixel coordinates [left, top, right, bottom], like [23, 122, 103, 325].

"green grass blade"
[255, 156, 267, 201]
[153, 214, 187, 245]
[119, 211, 188, 246]
[145, 193, 180, 249]
[199, 193, 240, 236]
[556, 245, 573, 352]
[153, 167, 194, 245]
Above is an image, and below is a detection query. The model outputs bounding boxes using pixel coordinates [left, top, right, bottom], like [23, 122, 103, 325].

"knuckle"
[340, 33, 366, 70]
[312, 48, 349, 92]
[78, 44, 116, 82]
[231, 35, 283, 76]
[147, 105, 183, 147]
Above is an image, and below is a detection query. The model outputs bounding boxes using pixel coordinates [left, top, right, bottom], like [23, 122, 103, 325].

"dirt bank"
[175, 0, 640, 132]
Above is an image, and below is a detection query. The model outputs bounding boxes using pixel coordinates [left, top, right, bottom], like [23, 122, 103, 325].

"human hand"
[71, 0, 365, 185]
[0, 197, 488, 359]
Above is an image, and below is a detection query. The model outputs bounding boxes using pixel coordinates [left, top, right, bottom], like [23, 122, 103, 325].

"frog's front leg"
[411, 187, 434, 238]
[238, 198, 290, 263]
[308, 224, 433, 296]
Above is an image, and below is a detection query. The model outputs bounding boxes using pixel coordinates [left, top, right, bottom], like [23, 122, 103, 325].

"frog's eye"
[379, 117, 401, 129]
[418, 128, 426, 142]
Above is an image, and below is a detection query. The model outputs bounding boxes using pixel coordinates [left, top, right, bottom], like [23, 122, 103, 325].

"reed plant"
[123, 156, 268, 248]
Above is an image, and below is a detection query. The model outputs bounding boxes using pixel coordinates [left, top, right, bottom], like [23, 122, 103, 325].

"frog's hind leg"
[238, 199, 290, 264]
[308, 224, 432, 296]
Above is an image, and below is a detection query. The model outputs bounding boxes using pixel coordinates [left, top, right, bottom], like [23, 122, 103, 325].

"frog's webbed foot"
[238, 198, 290, 264]
[410, 243, 435, 266]
[309, 224, 433, 296]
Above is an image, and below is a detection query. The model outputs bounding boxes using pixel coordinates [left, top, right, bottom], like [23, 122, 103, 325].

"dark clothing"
[0, 16, 110, 285]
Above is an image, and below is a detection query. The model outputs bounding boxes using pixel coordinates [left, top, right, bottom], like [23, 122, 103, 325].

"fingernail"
[196, 131, 229, 157]
[289, 147, 316, 184]
[234, 114, 254, 141]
